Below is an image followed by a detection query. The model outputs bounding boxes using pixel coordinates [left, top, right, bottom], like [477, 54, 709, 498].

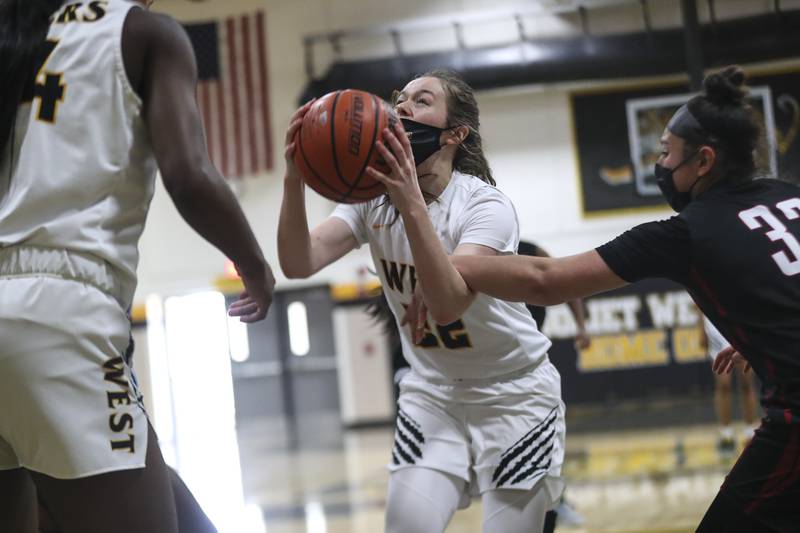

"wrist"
[284, 173, 304, 188]
[236, 254, 266, 278]
[398, 197, 427, 219]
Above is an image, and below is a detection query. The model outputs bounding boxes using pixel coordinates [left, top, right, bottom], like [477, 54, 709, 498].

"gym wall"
[138, 0, 800, 306]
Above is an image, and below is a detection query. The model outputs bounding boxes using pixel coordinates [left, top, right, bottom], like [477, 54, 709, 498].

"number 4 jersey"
[0, 0, 156, 309]
[597, 178, 800, 422]
[332, 170, 552, 382]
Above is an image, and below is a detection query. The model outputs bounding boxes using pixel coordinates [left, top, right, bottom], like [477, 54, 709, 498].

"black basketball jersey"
[597, 178, 800, 423]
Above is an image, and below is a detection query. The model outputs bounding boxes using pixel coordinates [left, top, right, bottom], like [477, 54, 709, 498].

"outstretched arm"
[454, 217, 690, 314]
[450, 250, 627, 306]
[125, 10, 273, 322]
[527, 245, 590, 347]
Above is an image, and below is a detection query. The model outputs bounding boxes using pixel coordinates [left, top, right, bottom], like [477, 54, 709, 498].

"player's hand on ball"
[712, 346, 751, 375]
[284, 99, 315, 183]
[228, 261, 276, 323]
[367, 121, 424, 212]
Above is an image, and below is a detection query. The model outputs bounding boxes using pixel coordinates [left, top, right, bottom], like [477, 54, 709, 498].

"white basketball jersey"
[703, 316, 730, 360]
[0, 0, 156, 308]
[333, 171, 552, 381]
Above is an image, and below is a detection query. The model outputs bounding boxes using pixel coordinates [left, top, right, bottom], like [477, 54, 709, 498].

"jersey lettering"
[416, 319, 473, 350]
[57, 3, 81, 23]
[381, 259, 407, 293]
[777, 198, 800, 220]
[436, 320, 473, 349]
[380, 259, 418, 294]
[385, 257, 473, 350]
[53, 1, 108, 24]
[27, 39, 67, 123]
[739, 199, 800, 276]
[102, 356, 136, 453]
[416, 324, 440, 348]
[401, 304, 473, 350]
[86, 1, 108, 22]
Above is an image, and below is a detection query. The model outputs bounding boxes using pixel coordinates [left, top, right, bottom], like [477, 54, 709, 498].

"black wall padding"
[298, 11, 800, 103]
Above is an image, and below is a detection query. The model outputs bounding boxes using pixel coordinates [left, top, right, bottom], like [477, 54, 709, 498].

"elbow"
[278, 249, 316, 279]
[430, 309, 457, 326]
[160, 157, 214, 200]
[524, 269, 563, 307]
[428, 301, 467, 326]
[427, 283, 475, 325]
[283, 269, 311, 280]
[279, 259, 312, 280]
[276, 229, 317, 280]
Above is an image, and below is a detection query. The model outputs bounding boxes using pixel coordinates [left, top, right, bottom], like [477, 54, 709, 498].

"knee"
[385, 478, 450, 533]
[386, 504, 441, 533]
[385, 502, 447, 533]
[482, 488, 549, 533]
[715, 378, 732, 394]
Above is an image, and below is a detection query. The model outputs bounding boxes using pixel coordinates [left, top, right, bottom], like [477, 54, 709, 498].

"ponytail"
[0, 0, 65, 164]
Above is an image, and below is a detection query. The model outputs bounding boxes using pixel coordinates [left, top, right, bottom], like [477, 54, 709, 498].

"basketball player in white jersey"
[0, 1, 274, 531]
[277, 70, 565, 533]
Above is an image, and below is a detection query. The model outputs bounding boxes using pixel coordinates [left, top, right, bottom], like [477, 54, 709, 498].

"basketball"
[293, 89, 397, 203]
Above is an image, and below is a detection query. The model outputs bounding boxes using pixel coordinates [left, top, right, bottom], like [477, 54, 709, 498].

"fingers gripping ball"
[294, 89, 397, 203]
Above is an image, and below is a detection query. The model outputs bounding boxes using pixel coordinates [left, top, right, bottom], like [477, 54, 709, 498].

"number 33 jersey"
[0, 0, 157, 309]
[597, 178, 800, 421]
[332, 171, 552, 382]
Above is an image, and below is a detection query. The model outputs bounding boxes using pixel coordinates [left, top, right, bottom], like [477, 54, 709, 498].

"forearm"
[167, 167, 265, 275]
[453, 251, 626, 306]
[277, 177, 314, 278]
[567, 299, 587, 333]
[401, 205, 474, 323]
[453, 254, 556, 305]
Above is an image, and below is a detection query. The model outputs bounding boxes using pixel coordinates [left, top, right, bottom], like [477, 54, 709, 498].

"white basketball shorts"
[389, 356, 566, 507]
[0, 246, 148, 479]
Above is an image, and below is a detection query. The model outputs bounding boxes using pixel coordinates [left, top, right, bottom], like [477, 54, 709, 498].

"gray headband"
[667, 104, 708, 145]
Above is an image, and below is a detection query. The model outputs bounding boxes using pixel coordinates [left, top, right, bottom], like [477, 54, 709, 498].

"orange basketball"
[294, 89, 397, 203]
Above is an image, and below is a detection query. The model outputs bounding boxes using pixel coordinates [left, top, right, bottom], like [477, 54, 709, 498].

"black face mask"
[654, 150, 702, 212]
[401, 118, 451, 167]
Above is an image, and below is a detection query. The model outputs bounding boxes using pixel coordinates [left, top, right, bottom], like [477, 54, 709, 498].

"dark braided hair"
[683, 66, 762, 184]
[0, 0, 65, 167]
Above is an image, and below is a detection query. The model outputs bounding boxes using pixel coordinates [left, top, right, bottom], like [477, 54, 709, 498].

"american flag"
[184, 12, 273, 179]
